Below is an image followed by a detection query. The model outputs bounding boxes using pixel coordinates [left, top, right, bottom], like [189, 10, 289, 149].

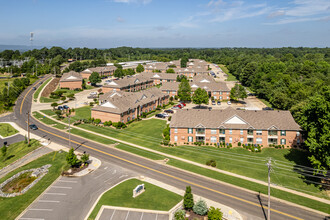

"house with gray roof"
[59, 71, 83, 90]
[170, 108, 303, 147]
[81, 66, 117, 79]
[102, 74, 153, 93]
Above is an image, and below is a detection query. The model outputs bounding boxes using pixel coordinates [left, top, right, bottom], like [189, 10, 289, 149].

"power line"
[274, 159, 329, 173]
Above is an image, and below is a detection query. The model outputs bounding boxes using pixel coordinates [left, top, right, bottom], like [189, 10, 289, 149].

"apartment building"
[102, 74, 153, 93]
[144, 62, 169, 73]
[168, 60, 181, 68]
[59, 71, 83, 90]
[170, 108, 303, 147]
[187, 59, 209, 71]
[91, 87, 169, 123]
[81, 66, 117, 79]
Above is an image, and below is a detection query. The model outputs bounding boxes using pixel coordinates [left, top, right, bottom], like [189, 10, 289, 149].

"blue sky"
[0, 0, 329, 48]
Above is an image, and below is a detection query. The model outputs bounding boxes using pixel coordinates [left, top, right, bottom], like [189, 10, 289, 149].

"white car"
[162, 113, 169, 117]
[227, 101, 231, 105]
[90, 92, 97, 95]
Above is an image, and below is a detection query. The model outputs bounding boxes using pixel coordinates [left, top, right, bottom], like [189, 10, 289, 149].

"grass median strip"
[0, 151, 67, 220]
[0, 123, 19, 137]
[88, 178, 182, 220]
[33, 78, 52, 100]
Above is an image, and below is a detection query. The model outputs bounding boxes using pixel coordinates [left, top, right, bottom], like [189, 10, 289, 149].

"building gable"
[101, 101, 117, 108]
[224, 115, 247, 125]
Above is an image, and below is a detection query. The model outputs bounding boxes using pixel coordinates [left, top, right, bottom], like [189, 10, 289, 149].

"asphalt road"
[12, 76, 329, 220]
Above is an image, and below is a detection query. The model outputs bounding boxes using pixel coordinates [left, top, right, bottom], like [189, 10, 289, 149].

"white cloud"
[116, 16, 125, 23]
[268, 10, 285, 18]
[265, 15, 330, 25]
[112, 0, 151, 4]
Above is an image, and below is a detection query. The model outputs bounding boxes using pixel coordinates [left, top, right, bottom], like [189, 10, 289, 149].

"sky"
[0, 0, 329, 48]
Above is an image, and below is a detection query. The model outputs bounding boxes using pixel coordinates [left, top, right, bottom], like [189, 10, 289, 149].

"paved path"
[36, 110, 330, 205]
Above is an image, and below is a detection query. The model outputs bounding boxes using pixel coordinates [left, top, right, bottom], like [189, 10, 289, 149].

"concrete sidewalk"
[35, 111, 330, 205]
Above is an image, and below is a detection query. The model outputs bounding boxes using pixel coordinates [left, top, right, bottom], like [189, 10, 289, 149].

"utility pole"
[27, 111, 30, 145]
[267, 158, 272, 220]
[68, 116, 71, 149]
[7, 82, 10, 96]
[36, 64, 38, 76]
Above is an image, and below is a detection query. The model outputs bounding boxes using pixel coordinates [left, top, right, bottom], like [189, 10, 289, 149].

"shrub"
[183, 186, 194, 210]
[1, 145, 7, 156]
[66, 148, 80, 167]
[206, 159, 216, 167]
[170, 96, 174, 101]
[89, 102, 94, 106]
[206, 143, 209, 146]
[174, 210, 185, 220]
[208, 206, 223, 220]
[193, 199, 208, 216]
[238, 142, 241, 146]
[81, 152, 90, 164]
[94, 119, 101, 124]
[73, 120, 81, 126]
[168, 116, 172, 121]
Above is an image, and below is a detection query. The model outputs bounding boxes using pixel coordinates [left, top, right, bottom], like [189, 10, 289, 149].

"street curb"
[36, 76, 54, 103]
[33, 112, 330, 217]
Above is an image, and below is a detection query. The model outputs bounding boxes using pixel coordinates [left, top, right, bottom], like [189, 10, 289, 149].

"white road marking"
[44, 193, 66, 196]
[94, 170, 111, 179]
[125, 211, 130, 220]
[140, 212, 144, 220]
[156, 213, 158, 220]
[51, 186, 72, 189]
[110, 210, 116, 220]
[58, 180, 77, 183]
[119, 175, 128, 179]
[29, 209, 53, 211]
[104, 166, 108, 169]
[38, 200, 60, 203]
[20, 218, 45, 220]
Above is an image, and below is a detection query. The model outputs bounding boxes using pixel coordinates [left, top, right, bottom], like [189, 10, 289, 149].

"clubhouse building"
[59, 71, 83, 90]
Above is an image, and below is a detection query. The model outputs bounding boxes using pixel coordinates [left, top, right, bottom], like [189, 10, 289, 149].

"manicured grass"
[70, 128, 116, 145]
[115, 144, 165, 160]
[53, 123, 67, 130]
[77, 119, 329, 199]
[63, 106, 92, 124]
[0, 139, 40, 170]
[0, 123, 19, 137]
[218, 64, 237, 81]
[40, 109, 56, 116]
[33, 78, 52, 100]
[2, 171, 36, 193]
[0, 151, 67, 220]
[88, 178, 182, 219]
[33, 112, 57, 125]
[40, 96, 58, 103]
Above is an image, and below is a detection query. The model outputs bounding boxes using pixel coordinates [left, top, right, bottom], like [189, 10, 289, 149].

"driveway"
[18, 160, 136, 220]
[97, 208, 169, 220]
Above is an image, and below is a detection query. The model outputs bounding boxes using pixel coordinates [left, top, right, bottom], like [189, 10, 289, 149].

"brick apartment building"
[59, 71, 83, 90]
[102, 75, 153, 93]
[173, 68, 209, 78]
[144, 62, 169, 73]
[170, 108, 303, 147]
[187, 59, 209, 71]
[91, 87, 169, 123]
[80, 66, 117, 79]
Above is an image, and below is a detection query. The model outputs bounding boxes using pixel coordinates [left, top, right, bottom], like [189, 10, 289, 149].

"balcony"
[195, 129, 205, 136]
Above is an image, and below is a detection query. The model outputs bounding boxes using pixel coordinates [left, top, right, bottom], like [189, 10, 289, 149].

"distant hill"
[0, 45, 45, 52]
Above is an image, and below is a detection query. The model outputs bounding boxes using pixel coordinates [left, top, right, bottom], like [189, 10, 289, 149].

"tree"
[174, 210, 185, 220]
[136, 64, 144, 73]
[114, 68, 124, 78]
[193, 198, 208, 216]
[183, 186, 194, 210]
[176, 75, 187, 82]
[51, 102, 58, 111]
[208, 206, 223, 220]
[66, 148, 80, 167]
[67, 93, 75, 100]
[81, 152, 90, 164]
[1, 145, 7, 157]
[61, 96, 66, 102]
[89, 72, 101, 86]
[178, 79, 191, 101]
[192, 88, 209, 107]
[230, 84, 247, 101]
[181, 57, 189, 68]
[294, 86, 330, 172]
[166, 68, 175, 73]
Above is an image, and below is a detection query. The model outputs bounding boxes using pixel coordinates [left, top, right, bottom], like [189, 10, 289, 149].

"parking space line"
[44, 193, 66, 196]
[38, 200, 60, 203]
[110, 209, 116, 220]
[51, 186, 72, 189]
[29, 208, 53, 211]
[156, 213, 158, 220]
[125, 211, 130, 220]
[20, 218, 45, 220]
[58, 180, 77, 183]
[140, 212, 144, 220]
[94, 170, 111, 179]
[119, 175, 128, 179]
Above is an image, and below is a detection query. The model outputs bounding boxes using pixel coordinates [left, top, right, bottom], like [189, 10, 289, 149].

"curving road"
[12, 76, 328, 220]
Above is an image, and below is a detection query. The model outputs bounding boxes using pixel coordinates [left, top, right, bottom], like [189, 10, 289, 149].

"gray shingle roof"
[103, 74, 153, 89]
[170, 108, 301, 131]
[161, 81, 230, 92]
[81, 66, 117, 74]
[60, 71, 83, 82]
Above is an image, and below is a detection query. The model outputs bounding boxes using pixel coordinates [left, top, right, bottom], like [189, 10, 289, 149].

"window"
[211, 129, 217, 134]
[219, 129, 225, 134]
[268, 138, 278, 145]
[210, 136, 217, 143]
[296, 131, 300, 137]
[167, 91, 170, 94]
[188, 136, 193, 142]
[172, 91, 176, 94]
[247, 129, 253, 135]
[196, 128, 205, 134]
[153, 106, 155, 110]
[240, 129, 243, 135]
[219, 137, 225, 142]
[174, 136, 178, 142]
[220, 91, 222, 95]
[188, 128, 193, 134]
[213, 96, 217, 100]
[196, 136, 205, 142]
[256, 138, 262, 144]
[229, 137, 232, 143]
[220, 96, 223, 100]
[127, 117, 130, 122]
[229, 129, 232, 134]
[240, 137, 244, 143]
[132, 115, 135, 120]
[268, 130, 278, 136]
[213, 91, 217, 95]
[297, 138, 300, 144]
[247, 138, 253, 143]
[281, 139, 286, 145]
[256, 130, 262, 135]
[281, 130, 286, 136]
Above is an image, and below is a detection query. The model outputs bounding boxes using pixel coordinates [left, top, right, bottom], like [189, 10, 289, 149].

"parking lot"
[97, 207, 169, 220]
[19, 161, 135, 220]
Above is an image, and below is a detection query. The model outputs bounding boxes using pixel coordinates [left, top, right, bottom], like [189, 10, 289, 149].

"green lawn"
[40, 96, 59, 103]
[0, 78, 14, 92]
[63, 106, 92, 124]
[33, 78, 52, 100]
[40, 109, 56, 116]
[0, 139, 40, 170]
[88, 178, 182, 219]
[0, 123, 19, 137]
[70, 128, 116, 145]
[33, 112, 66, 130]
[77, 119, 329, 199]
[218, 64, 237, 81]
[0, 151, 67, 220]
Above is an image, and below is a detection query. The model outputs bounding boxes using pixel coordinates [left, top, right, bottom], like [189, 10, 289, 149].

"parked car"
[175, 104, 182, 109]
[164, 109, 174, 114]
[178, 103, 184, 108]
[32, 87, 36, 90]
[162, 113, 169, 117]
[29, 124, 38, 130]
[212, 100, 216, 105]
[262, 107, 274, 111]
[180, 102, 186, 106]
[155, 114, 166, 118]
[57, 106, 64, 110]
[227, 101, 231, 105]
[63, 105, 70, 109]
[172, 106, 180, 110]
[217, 101, 221, 105]
[90, 91, 97, 95]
